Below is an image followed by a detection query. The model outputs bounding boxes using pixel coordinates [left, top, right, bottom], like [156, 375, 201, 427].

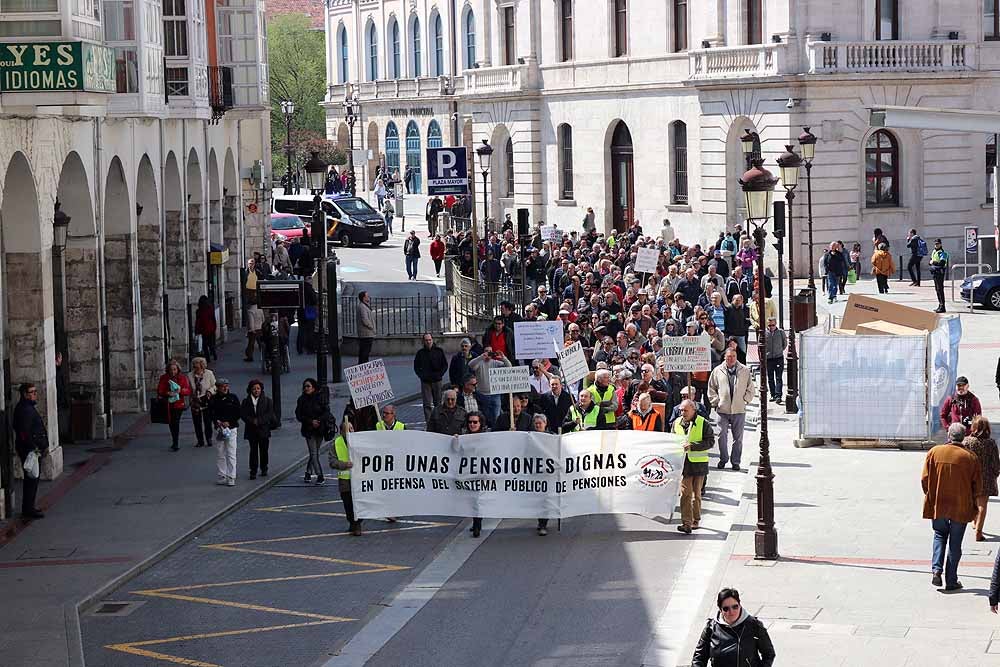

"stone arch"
[726, 117, 758, 231]
[58, 152, 95, 239]
[488, 124, 512, 223]
[367, 121, 380, 182]
[136, 155, 165, 391]
[222, 148, 241, 331]
[336, 122, 350, 152]
[206, 149, 225, 341]
[606, 120, 634, 233]
[163, 151, 188, 362]
[104, 156, 143, 411]
[186, 148, 206, 360]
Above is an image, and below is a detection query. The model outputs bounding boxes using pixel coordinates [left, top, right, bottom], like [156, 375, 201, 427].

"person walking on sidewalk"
[871, 242, 896, 294]
[708, 348, 755, 471]
[922, 422, 983, 590]
[195, 295, 218, 361]
[296, 378, 332, 485]
[430, 234, 446, 277]
[382, 196, 395, 235]
[157, 359, 192, 452]
[404, 230, 421, 280]
[675, 399, 714, 534]
[962, 416, 999, 542]
[188, 357, 216, 448]
[13, 382, 48, 520]
[356, 291, 376, 365]
[906, 229, 928, 286]
[245, 303, 264, 362]
[329, 421, 363, 536]
[241, 379, 276, 480]
[414, 332, 448, 422]
[692, 587, 776, 667]
[929, 238, 950, 313]
[821, 242, 848, 304]
[208, 378, 241, 487]
[763, 317, 787, 404]
[940, 376, 982, 434]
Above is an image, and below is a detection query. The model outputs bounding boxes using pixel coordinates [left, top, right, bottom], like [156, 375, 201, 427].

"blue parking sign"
[425, 147, 469, 195]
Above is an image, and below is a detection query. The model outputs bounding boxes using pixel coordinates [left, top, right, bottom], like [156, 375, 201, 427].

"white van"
[271, 193, 388, 247]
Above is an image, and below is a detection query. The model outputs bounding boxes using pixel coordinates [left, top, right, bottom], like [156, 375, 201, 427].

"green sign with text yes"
[0, 41, 115, 93]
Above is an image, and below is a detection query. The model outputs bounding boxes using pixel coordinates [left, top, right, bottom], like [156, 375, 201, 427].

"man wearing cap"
[208, 378, 242, 486]
[929, 238, 950, 313]
[940, 376, 982, 434]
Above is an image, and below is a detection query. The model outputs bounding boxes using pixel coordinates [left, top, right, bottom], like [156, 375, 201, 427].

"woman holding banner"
[329, 421, 362, 536]
[462, 412, 489, 538]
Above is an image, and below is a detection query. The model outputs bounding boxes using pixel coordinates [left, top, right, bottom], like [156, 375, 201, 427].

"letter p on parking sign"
[426, 146, 469, 196]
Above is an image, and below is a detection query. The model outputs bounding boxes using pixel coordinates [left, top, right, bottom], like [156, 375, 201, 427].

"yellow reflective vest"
[375, 420, 405, 431]
[334, 435, 351, 480]
[569, 405, 600, 430]
[673, 415, 709, 464]
[588, 384, 617, 424]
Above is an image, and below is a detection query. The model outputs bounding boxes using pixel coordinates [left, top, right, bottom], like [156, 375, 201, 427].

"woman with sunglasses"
[295, 378, 334, 485]
[692, 588, 775, 667]
[462, 412, 489, 537]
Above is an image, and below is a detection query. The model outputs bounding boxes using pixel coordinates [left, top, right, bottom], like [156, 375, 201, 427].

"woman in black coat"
[241, 379, 276, 480]
[692, 588, 775, 667]
[295, 378, 334, 484]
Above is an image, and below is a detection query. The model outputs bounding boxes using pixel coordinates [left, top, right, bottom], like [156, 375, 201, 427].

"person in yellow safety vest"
[375, 404, 406, 431]
[564, 390, 601, 432]
[674, 399, 715, 535]
[620, 393, 663, 431]
[587, 368, 619, 429]
[328, 421, 362, 536]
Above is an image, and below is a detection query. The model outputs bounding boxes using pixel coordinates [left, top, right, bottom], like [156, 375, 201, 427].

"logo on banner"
[637, 455, 674, 487]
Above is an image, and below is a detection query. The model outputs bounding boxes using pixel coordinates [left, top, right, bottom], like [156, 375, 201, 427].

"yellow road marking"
[106, 619, 344, 666]
[203, 522, 453, 550]
[134, 569, 404, 594]
[134, 590, 357, 621]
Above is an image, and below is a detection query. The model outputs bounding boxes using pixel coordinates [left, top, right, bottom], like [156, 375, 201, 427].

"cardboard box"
[855, 320, 927, 336]
[840, 294, 939, 332]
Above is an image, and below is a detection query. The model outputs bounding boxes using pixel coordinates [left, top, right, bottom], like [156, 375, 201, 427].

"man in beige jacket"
[708, 348, 755, 471]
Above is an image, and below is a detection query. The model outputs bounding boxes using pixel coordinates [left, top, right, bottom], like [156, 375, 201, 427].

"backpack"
[916, 237, 928, 257]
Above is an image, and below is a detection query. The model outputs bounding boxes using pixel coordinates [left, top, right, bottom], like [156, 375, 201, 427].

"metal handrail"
[950, 262, 993, 311]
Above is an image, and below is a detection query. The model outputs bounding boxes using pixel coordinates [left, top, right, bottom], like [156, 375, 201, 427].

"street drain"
[89, 601, 145, 617]
[115, 496, 167, 506]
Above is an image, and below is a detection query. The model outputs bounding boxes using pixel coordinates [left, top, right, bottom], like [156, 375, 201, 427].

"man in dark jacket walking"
[427, 389, 467, 436]
[241, 379, 276, 480]
[404, 231, 421, 280]
[13, 382, 47, 519]
[414, 333, 448, 421]
[821, 242, 849, 304]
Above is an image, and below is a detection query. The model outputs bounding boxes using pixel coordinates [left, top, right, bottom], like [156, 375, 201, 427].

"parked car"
[269, 213, 308, 240]
[960, 272, 1000, 309]
[271, 193, 387, 248]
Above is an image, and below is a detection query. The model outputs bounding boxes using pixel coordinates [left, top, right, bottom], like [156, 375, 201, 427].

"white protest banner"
[659, 334, 712, 373]
[343, 359, 395, 408]
[557, 341, 589, 385]
[487, 365, 531, 394]
[514, 320, 564, 360]
[634, 247, 660, 274]
[541, 225, 562, 243]
[348, 430, 686, 520]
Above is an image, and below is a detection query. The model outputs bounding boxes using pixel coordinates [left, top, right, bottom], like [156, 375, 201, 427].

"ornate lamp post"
[739, 158, 780, 561]
[474, 139, 493, 283]
[799, 127, 817, 291]
[280, 100, 296, 195]
[304, 152, 333, 388]
[741, 128, 761, 170]
[776, 145, 803, 415]
[343, 93, 359, 196]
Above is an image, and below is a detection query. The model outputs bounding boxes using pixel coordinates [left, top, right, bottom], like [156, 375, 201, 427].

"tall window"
[560, 0, 573, 62]
[406, 121, 422, 193]
[105, 0, 138, 93]
[987, 0, 1000, 40]
[428, 120, 443, 148]
[988, 135, 997, 203]
[875, 0, 898, 40]
[673, 0, 687, 52]
[504, 138, 515, 196]
[613, 0, 628, 57]
[338, 25, 348, 83]
[386, 122, 400, 178]
[367, 22, 378, 81]
[671, 121, 688, 204]
[502, 7, 515, 65]
[390, 19, 401, 78]
[865, 130, 899, 208]
[411, 17, 422, 76]
[432, 13, 444, 76]
[163, 0, 187, 56]
[747, 0, 762, 44]
[558, 124, 574, 199]
[464, 10, 476, 68]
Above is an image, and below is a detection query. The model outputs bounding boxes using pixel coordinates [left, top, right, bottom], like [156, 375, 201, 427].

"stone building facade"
[325, 0, 1000, 264]
[0, 0, 272, 512]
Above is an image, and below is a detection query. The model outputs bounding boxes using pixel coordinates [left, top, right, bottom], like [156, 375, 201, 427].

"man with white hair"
[587, 368, 618, 429]
[674, 399, 715, 534]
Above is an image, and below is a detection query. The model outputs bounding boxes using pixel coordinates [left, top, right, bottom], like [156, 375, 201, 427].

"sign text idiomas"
[0, 42, 115, 93]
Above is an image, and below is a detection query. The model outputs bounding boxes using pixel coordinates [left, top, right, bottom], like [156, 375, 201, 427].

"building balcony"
[208, 65, 234, 122]
[807, 39, 976, 74]
[462, 63, 538, 96]
[688, 43, 788, 81]
[327, 76, 460, 104]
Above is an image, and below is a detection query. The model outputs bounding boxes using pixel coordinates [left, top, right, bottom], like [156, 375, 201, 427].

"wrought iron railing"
[339, 295, 445, 337]
[208, 65, 234, 122]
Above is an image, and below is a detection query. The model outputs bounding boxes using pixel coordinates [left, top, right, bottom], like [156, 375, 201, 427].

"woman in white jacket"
[188, 357, 217, 447]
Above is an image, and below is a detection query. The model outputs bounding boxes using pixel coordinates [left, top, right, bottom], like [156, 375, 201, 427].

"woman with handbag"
[692, 588, 776, 667]
[295, 378, 332, 484]
[241, 379, 277, 480]
[13, 382, 48, 520]
[157, 359, 192, 452]
[188, 356, 216, 448]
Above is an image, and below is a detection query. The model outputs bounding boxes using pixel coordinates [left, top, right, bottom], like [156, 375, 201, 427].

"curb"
[70, 390, 423, 667]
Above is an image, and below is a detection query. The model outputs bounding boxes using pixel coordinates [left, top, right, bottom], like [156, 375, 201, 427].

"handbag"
[847, 268, 858, 284]
[23, 450, 39, 479]
[150, 397, 169, 424]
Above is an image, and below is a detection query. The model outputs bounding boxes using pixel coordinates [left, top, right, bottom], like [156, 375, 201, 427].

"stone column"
[165, 209, 189, 364]
[5, 251, 62, 479]
[188, 203, 208, 339]
[137, 224, 166, 391]
[63, 239, 109, 439]
[209, 199, 226, 341]
[104, 234, 144, 412]
[222, 195, 241, 330]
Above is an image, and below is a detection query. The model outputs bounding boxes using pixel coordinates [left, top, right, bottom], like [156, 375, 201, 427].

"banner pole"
[509, 393, 515, 430]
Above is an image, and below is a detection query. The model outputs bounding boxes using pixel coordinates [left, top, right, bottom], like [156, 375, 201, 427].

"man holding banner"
[674, 399, 715, 534]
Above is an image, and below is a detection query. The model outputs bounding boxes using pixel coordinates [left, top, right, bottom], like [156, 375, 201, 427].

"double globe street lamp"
[280, 100, 296, 195]
[776, 145, 803, 415]
[474, 139, 493, 283]
[303, 151, 342, 387]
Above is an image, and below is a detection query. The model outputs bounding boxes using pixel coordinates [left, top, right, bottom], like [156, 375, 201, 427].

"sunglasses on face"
[721, 603, 740, 613]
[468, 419, 480, 425]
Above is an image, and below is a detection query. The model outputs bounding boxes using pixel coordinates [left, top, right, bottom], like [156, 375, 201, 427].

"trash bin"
[70, 396, 95, 442]
[793, 288, 817, 332]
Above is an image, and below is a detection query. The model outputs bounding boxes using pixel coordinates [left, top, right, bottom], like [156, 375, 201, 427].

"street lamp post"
[739, 158, 780, 561]
[475, 139, 493, 284]
[799, 127, 818, 291]
[777, 145, 802, 415]
[304, 152, 331, 389]
[280, 100, 296, 195]
[344, 94, 359, 196]
[741, 128, 761, 170]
